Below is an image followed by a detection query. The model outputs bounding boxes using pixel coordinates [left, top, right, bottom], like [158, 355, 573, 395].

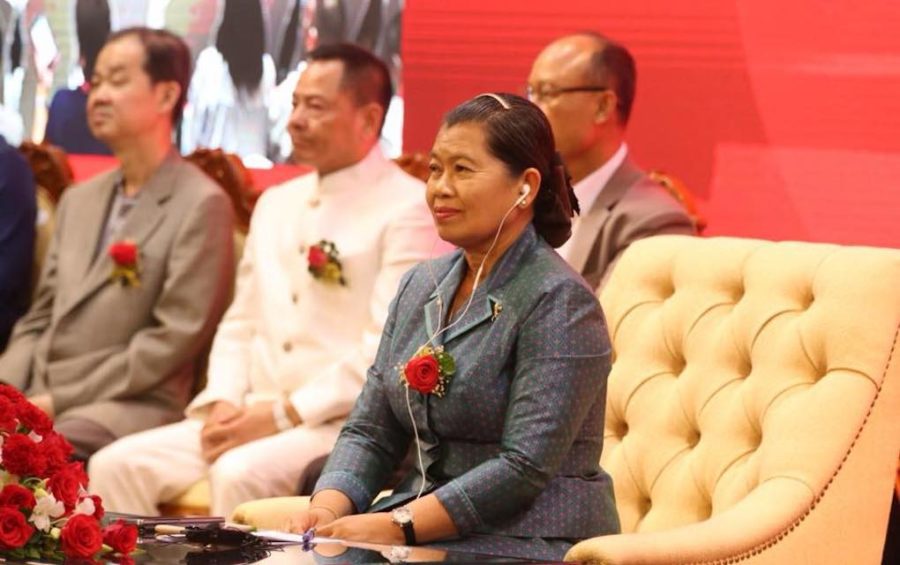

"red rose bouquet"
[0, 385, 138, 561]
[108, 240, 141, 287]
[400, 345, 456, 397]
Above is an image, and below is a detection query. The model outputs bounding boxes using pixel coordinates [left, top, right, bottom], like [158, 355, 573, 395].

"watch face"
[392, 506, 413, 525]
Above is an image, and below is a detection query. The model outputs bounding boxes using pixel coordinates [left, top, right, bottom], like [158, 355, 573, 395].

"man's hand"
[200, 401, 279, 463]
[27, 394, 54, 419]
[204, 400, 241, 427]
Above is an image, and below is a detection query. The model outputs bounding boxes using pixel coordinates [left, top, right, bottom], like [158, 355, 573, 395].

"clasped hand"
[200, 401, 278, 463]
[286, 509, 403, 546]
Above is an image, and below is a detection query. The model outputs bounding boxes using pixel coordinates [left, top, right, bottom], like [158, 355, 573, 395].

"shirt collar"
[573, 143, 627, 214]
[317, 144, 387, 195]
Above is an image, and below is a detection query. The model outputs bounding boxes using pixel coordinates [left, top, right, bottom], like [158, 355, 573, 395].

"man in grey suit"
[0, 27, 234, 459]
[529, 33, 696, 289]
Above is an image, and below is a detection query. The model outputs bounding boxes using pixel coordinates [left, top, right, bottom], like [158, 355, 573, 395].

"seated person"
[0, 134, 36, 351]
[287, 93, 620, 560]
[528, 32, 696, 289]
[89, 43, 442, 518]
[44, 0, 113, 155]
[0, 27, 234, 459]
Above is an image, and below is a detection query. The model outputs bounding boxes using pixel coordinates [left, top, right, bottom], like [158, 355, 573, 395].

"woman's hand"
[284, 506, 340, 533]
[316, 513, 404, 545]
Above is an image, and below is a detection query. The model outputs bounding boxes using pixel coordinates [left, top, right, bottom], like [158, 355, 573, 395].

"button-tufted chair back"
[569, 235, 900, 564]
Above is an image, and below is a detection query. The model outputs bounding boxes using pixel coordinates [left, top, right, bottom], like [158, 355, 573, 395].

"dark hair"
[76, 0, 110, 82]
[444, 93, 579, 248]
[276, 0, 301, 84]
[106, 27, 191, 124]
[216, 0, 265, 94]
[307, 42, 392, 131]
[579, 32, 637, 125]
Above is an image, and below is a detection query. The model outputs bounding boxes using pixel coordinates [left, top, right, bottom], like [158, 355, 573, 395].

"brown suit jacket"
[0, 152, 234, 438]
[567, 159, 697, 290]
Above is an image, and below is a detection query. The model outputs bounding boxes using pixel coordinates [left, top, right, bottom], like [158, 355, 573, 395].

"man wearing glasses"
[528, 33, 696, 289]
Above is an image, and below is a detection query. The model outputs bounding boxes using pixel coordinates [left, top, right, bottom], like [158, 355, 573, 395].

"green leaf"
[437, 351, 456, 376]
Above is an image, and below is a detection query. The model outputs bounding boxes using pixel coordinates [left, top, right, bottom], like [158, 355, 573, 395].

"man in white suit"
[89, 43, 442, 517]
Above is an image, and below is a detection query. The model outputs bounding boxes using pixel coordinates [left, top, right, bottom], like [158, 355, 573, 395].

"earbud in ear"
[516, 184, 531, 207]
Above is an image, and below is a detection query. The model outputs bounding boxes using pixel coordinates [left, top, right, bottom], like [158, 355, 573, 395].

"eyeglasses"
[526, 84, 609, 104]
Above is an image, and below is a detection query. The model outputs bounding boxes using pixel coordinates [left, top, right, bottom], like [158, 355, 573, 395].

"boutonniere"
[400, 345, 456, 397]
[307, 240, 346, 286]
[108, 240, 140, 287]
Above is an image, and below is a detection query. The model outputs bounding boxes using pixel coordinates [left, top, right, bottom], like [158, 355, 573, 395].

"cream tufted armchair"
[567, 235, 900, 564]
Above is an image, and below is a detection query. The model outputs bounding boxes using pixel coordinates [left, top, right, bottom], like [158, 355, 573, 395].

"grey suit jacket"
[568, 159, 696, 290]
[0, 152, 234, 438]
[316, 225, 620, 541]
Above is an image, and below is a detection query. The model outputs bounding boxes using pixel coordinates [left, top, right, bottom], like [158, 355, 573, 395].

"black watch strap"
[400, 521, 416, 546]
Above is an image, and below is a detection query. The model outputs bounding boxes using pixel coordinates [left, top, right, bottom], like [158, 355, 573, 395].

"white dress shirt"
[187, 146, 443, 426]
[557, 143, 627, 262]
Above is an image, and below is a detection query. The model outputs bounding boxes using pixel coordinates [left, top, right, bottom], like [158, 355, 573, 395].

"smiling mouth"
[432, 207, 461, 221]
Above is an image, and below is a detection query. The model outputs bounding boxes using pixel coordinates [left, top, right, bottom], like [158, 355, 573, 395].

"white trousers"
[88, 418, 343, 518]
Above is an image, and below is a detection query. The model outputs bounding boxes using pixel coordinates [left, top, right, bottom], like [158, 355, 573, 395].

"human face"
[426, 122, 529, 253]
[527, 37, 606, 164]
[87, 36, 175, 146]
[287, 60, 372, 174]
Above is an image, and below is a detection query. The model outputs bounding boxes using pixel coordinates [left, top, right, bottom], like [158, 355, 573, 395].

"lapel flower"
[108, 240, 140, 287]
[307, 240, 346, 286]
[400, 345, 456, 397]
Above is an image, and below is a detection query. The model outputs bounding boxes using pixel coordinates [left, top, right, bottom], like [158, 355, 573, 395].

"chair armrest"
[229, 491, 394, 531]
[566, 478, 813, 564]
[230, 496, 311, 531]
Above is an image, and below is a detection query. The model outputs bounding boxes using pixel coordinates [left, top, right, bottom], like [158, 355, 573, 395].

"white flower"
[73, 496, 96, 517]
[30, 493, 66, 532]
[28, 431, 42, 443]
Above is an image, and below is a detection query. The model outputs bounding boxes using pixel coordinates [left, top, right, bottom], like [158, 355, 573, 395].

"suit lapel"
[422, 256, 465, 347]
[71, 171, 119, 284]
[61, 153, 179, 317]
[438, 227, 537, 345]
[567, 159, 642, 274]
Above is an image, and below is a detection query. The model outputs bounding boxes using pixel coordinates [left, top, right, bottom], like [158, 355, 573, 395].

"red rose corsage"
[307, 240, 346, 286]
[400, 345, 456, 397]
[107, 240, 140, 287]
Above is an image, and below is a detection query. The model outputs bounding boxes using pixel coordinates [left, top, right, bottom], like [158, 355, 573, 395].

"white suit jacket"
[187, 147, 443, 426]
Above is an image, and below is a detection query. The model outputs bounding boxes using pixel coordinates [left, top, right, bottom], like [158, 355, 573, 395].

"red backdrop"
[401, 0, 900, 248]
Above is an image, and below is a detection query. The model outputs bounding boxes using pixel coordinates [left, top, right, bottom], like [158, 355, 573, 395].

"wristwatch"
[390, 506, 416, 546]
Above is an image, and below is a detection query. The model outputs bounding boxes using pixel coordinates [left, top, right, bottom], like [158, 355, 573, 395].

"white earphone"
[516, 183, 531, 207]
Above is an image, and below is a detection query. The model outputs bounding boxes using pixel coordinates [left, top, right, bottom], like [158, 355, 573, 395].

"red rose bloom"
[88, 495, 105, 520]
[102, 520, 138, 554]
[307, 246, 328, 269]
[48, 462, 89, 510]
[404, 354, 440, 394]
[60, 514, 103, 559]
[108, 241, 138, 267]
[0, 384, 27, 405]
[0, 397, 16, 433]
[41, 432, 75, 475]
[0, 507, 34, 550]
[15, 401, 53, 435]
[0, 485, 36, 511]
[1, 433, 47, 478]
